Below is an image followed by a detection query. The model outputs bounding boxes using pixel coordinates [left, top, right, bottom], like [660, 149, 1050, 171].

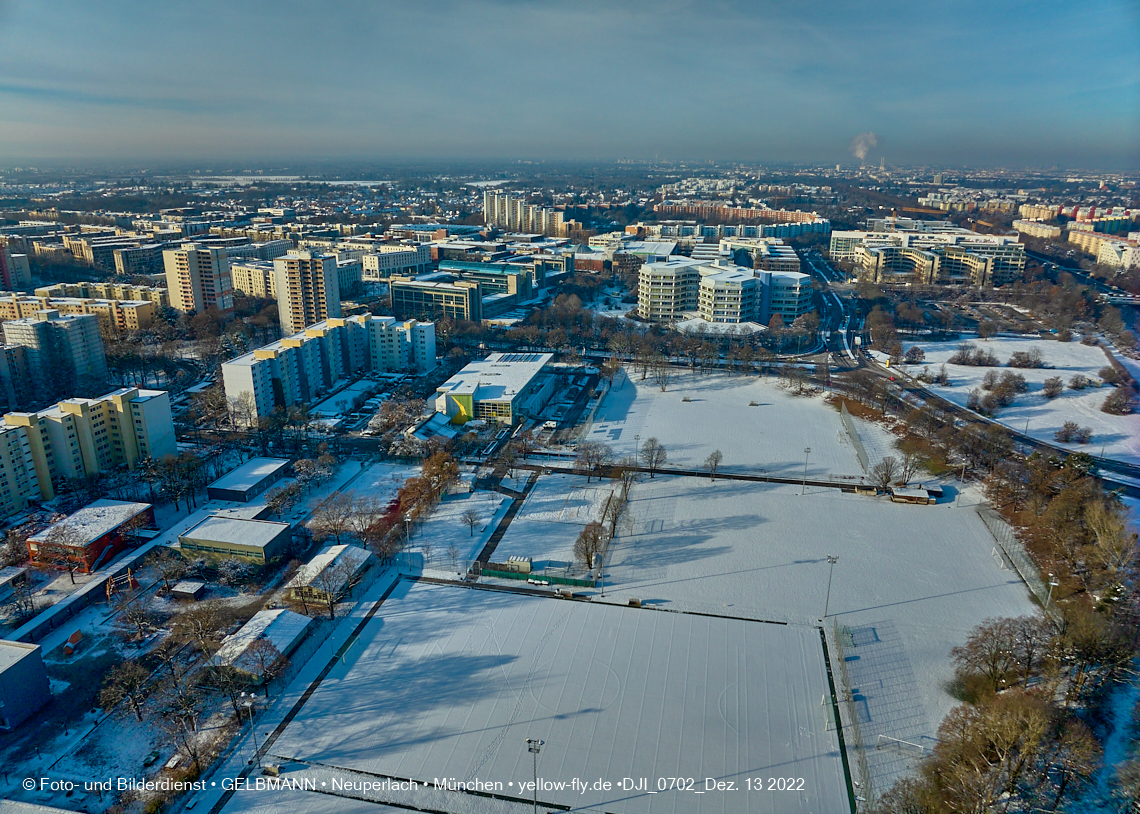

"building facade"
[390, 276, 483, 322]
[273, 251, 341, 336]
[163, 243, 235, 313]
[0, 387, 176, 507]
[1, 310, 108, 395]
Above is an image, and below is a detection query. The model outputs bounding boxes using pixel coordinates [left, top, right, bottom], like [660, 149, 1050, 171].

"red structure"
[27, 500, 155, 574]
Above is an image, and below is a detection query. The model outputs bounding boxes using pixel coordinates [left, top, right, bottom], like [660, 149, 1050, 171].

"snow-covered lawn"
[600, 475, 1037, 791]
[904, 336, 1140, 464]
[270, 581, 849, 814]
[587, 372, 868, 477]
[409, 489, 509, 567]
[347, 461, 420, 503]
[490, 473, 617, 572]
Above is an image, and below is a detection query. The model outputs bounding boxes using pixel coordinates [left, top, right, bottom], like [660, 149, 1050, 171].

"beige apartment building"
[230, 260, 277, 299]
[273, 251, 341, 336]
[0, 387, 176, 511]
[0, 293, 154, 332]
[163, 243, 235, 313]
[36, 282, 169, 308]
[637, 258, 703, 321]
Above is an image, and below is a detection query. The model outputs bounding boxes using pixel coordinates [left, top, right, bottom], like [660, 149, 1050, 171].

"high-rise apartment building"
[229, 260, 277, 300]
[0, 387, 176, 512]
[361, 245, 432, 280]
[2, 310, 108, 396]
[222, 315, 436, 425]
[0, 247, 31, 290]
[273, 251, 341, 336]
[163, 243, 235, 313]
[483, 191, 566, 237]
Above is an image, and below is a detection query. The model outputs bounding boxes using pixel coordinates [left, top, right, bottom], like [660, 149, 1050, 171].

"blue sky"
[0, 0, 1136, 168]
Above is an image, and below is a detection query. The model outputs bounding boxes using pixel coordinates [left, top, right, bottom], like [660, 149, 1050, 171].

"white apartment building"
[361, 244, 432, 280]
[698, 268, 758, 323]
[273, 251, 341, 336]
[637, 258, 703, 321]
[639, 259, 814, 325]
[1013, 220, 1063, 239]
[222, 315, 436, 425]
[369, 318, 437, 374]
[163, 243, 235, 313]
[2, 309, 108, 391]
[1097, 239, 1140, 270]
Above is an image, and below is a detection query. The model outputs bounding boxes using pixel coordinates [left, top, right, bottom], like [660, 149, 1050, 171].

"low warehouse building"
[0, 639, 51, 729]
[206, 457, 291, 502]
[27, 499, 155, 573]
[212, 609, 311, 679]
[285, 544, 372, 606]
[178, 516, 292, 564]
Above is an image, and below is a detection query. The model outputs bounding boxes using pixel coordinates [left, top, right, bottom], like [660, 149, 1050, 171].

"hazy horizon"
[0, 0, 1137, 170]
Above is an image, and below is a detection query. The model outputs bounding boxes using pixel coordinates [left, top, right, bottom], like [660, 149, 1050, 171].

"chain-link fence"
[975, 506, 1062, 625]
[840, 401, 869, 474]
[830, 619, 872, 809]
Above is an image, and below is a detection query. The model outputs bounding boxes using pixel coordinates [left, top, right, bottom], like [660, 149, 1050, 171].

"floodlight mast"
[823, 554, 839, 619]
[526, 738, 544, 814]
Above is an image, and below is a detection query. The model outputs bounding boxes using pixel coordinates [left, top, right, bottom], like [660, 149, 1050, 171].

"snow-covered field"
[904, 336, 1140, 464]
[271, 581, 849, 814]
[600, 476, 1037, 791]
[491, 473, 617, 570]
[410, 489, 509, 568]
[586, 373, 869, 477]
[349, 461, 420, 502]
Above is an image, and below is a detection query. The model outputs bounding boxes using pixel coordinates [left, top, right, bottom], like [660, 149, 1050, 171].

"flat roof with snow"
[208, 458, 290, 494]
[434, 352, 552, 403]
[285, 544, 372, 593]
[27, 499, 151, 547]
[180, 516, 290, 550]
[271, 581, 849, 814]
[213, 609, 311, 673]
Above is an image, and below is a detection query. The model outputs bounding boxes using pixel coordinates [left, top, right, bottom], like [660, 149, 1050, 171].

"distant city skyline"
[0, 0, 1136, 169]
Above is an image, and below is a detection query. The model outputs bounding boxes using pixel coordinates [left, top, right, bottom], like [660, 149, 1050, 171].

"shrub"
[1099, 365, 1123, 385]
[982, 370, 999, 390]
[217, 558, 257, 588]
[1008, 349, 1044, 368]
[1069, 374, 1091, 390]
[904, 346, 926, 364]
[1055, 421, 1092, 443]
[1056, 327, 1073, 342]
[949, 343, 1000, 366]
[1102, 387, 1137, 415]
[1080, 334, 1099, 346]
[1042, 376, 1064, 399]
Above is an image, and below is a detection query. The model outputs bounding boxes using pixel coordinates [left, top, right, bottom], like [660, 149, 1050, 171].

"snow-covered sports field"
[490, 472, 618, 571]
[270, 581, 850, 814]
[904, 336, 1140, 464]
[599, 475, 1037, 791]
[586, 373, 872, 477]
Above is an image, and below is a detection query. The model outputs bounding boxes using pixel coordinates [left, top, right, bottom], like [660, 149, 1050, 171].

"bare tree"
[100, 661, 150, 721]
[576, 441, 613, 483]
[898, 448, 922, 484]
[114, 597, 155, 642]
[950, 616, 1019, 693]
[150, 547, 189, 592]
[175, 601, 223, 656]
[308, 557, 357, 620]
[309, 492, 354, 544]
[613, 456, 639, 496]
[161, 700, 206, 773]
[640, 437, 667, 478]
[460, 507, 482, 536]
[35, 523, 89, 584]
[871, 456, 899, 489]
[704, 450, 723, 482]
[652, 359, 674, 392]
[243, 638, 288, 696]
[573, 522, 606, 570]
[346, 495, 387, 547]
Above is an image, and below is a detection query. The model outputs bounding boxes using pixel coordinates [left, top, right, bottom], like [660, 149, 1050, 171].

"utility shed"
[0, 639, 51, 729]
[889, 487, 935, 505]
[285, 544, 372, 605]
[207, 457, 291, 502]
[171, 580, 206, 601]
[178, 516, 292, 563]
[0, 566, 29, 603]
[213, 609, 311, 679]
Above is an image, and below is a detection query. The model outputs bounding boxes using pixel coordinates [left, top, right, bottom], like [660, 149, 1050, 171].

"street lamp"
[526, 738, 544, 814]
[801, 447, 812, 495]
[823, 555, 839, 619]
[404, 514, 413, 543]
[1047, 574, 1059, 609]
[240, 697, 260, 767]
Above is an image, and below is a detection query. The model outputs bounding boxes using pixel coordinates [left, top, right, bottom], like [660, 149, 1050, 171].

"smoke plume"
[849, 132, 878, 161]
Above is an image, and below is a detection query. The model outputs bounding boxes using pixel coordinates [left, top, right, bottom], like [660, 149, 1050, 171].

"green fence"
[480, 568, 595, 588]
